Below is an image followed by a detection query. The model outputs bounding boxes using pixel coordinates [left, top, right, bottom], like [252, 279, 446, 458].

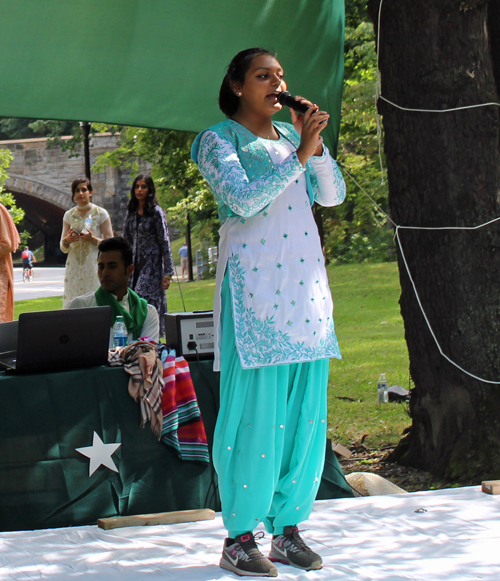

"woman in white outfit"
[191, 48, 348, 577]
[60, 178, 113, 308]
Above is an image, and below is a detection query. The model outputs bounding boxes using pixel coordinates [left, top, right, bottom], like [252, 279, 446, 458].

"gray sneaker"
[269, 526, 322, 570]
[220, 532, 278, 577]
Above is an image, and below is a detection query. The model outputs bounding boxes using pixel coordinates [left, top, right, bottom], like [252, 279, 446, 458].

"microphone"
[277, 91, 310, 114]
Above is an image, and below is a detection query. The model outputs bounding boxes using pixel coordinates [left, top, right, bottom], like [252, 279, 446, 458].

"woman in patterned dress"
[122, 175, 174, 336]
[60, 178, 113, 308]
[191, 48, 349, 577]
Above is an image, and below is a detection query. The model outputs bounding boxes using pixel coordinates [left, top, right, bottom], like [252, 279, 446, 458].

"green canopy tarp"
[0, 0, 344, 150]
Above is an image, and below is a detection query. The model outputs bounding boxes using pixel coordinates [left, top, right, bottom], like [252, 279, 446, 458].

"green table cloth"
[0, 360, 351, 532]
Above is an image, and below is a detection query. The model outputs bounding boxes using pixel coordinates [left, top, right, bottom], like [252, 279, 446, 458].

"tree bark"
[367, 0, 500, 480]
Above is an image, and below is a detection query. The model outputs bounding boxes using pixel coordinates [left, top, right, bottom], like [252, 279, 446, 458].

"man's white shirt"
[68, 290, 160, 348]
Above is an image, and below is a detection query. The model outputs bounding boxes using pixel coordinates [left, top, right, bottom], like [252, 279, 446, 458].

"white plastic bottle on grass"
[377, 373, 388, 403]
[113, 316, 128, 348]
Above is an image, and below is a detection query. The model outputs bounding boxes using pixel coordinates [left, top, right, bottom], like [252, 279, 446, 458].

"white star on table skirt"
[76, 431, 121, 477]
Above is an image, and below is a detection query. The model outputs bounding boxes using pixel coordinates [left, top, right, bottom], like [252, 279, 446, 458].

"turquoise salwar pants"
[213, 273, 329, 538]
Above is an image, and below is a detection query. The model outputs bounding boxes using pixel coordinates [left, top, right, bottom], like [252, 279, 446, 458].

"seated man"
[68, 236, 159, 347]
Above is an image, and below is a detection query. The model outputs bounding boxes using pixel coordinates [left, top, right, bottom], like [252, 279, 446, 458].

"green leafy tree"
[92, 124, 218, 245]
[0, 117, 75, 143]
[0, 148, 30, 246]
[0, 149, 23, 223]
[323, 0, 392, 264]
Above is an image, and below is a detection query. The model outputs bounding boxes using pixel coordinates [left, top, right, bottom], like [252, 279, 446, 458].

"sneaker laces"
[236, 531, 266, 560]
[282, 527, 313, 553]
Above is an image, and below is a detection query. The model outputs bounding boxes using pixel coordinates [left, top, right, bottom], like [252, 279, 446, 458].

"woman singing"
[122, 175, 174, 335]
[60, 178, 113, 308]
[191, 48, 348, 576]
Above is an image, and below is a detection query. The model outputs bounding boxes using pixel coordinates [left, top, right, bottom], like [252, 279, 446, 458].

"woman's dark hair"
[71, 178, 93, 203]
[98, 236, 133, 268]
[219, 48, 277, 117]
[127, 174, 158, 216]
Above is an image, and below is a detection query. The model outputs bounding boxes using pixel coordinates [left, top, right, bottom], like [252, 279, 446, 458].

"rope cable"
[374, 0, 500, 114]
[341, 169, 500, 385]
[340, 164, 396, 227]
[372, 0, 500, 186]
[395, 226, 500, 384]
[379, 95, 500, 113]
[350, 0, 500, 382]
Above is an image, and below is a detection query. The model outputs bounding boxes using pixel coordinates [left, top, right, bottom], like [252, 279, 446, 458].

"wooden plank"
[98, 508, 216, 530]
[331, 441, 352, 459]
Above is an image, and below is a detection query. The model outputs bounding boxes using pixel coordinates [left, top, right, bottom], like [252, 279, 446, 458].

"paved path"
[13, 266, 192, 302]
[13, 267, 65, 301]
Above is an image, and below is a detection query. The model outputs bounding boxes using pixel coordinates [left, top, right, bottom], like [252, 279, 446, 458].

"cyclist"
[21, 246, 36, 281]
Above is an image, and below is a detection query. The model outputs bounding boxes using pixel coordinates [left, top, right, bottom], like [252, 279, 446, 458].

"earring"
[236, 92, 242, 96]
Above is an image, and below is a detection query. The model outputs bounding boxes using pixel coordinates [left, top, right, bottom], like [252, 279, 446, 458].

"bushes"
[329, 228, 396, 265]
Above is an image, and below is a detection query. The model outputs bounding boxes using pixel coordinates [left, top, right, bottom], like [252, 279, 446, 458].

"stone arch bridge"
[0, 134, 150, 263]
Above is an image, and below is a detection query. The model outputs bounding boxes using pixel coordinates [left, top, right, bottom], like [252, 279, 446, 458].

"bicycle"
[22, 264, 33, 283]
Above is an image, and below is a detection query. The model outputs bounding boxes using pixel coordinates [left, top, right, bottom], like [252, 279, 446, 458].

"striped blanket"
[109, 340, 209, 463]
[159, 346, 209, 463]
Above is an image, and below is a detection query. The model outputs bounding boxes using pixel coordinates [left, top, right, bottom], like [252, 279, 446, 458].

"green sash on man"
[95, 286, 148, 340]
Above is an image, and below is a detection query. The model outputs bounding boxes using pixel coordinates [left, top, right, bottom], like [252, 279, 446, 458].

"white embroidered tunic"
[60, 204, 110, 308]
[192, 120, 346, 370]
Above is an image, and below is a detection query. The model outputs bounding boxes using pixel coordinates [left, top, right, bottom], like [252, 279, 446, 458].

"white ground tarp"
[1, 486, 499, 580]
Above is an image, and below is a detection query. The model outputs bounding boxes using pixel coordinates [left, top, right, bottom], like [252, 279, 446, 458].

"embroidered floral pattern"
[229, 257, 341, 368]
[192, 120, 346, 370]
[197, 131, 304, 225]
[193, 120, 345, 224]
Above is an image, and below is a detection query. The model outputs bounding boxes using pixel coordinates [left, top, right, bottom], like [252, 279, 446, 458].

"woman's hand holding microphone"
[281, 93, 329, 167]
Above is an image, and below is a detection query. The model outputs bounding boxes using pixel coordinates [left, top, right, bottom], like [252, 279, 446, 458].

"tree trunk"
[313, 206, 328, 262]
[367, 0, 500, 480]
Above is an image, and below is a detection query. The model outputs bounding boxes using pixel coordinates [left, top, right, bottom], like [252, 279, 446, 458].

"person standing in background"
[0, 202, 20, 323]
[178, 241, 189, 279]
[122, 175, 174, 336]
[60, 178, 113, 308]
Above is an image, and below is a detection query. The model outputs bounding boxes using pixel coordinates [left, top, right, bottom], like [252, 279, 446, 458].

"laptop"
[0, 320, 18, 358]
[0, 306, 112, 374]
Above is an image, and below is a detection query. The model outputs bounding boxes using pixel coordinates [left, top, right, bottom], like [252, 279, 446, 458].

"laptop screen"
[0, 320, 18, 357]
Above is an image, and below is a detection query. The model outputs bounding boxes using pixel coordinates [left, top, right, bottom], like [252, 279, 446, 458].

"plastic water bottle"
[83, 216, 92, 233]
[112, 316, 128, 348]
[377, 373, 388, 403]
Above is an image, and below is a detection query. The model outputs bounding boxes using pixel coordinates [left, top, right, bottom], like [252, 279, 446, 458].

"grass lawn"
[327, 262, 410, 449]
[167, 277, 216, 313]
[15, 296, 63, 317]
[14, 262, 410, 450]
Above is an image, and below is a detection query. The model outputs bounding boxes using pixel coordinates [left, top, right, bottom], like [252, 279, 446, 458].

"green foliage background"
[328, 0, 392, 265]
[0, 149, 31, 247]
